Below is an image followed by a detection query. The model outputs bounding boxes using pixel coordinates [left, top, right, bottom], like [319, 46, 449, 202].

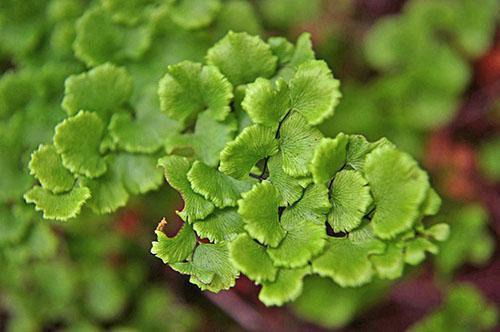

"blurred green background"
[1, 0, 499, 331]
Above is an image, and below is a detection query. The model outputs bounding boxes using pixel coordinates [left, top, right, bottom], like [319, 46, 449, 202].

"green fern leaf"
[114, 154, 163, 195]
[108, 96, 181, 154]
[193, 208, 245, 243]
[169, 0, 221, 30]
[370, 243, 404, 279]
[289, 60, 341, 125]
[151, 220, 197, 263]
[345, 135, 392, 171]
[242, 78, 290, 127]
[328, 170, 372, 233]
[404, 237, 438, 266]
[278, 112, 322, 177]
[280, 183, 330, 226]
[237, 181, 286, 247]
[158, 61, 233, 126]
[312, 235, 385, 287]
[421, 188, 442, 216]
[24, 186, 90, 221]
[309, 134, 348, 185]
[101, 0, 154, 25]
[74, 7, 152, 66]
[267, 37, 295, 65]
[171, 242, 239, 292]
[187, 161, 253, 208]
[267, 154, 304, 205]
[54, 111, 107, 178]
[28, 145, 74, 194]
[165, 111, 237, 167]
[229, 233, 278, 284]
[219, 124, 278, 179]
[364, 145, 429, 239]
[81, 163, 129, 214]
[62, 63, 132, 118]
[267, 212, 326, 268]
[158, 155, 214, 221]
[259, 266, 310, 306]
[206, 31, 277, 86]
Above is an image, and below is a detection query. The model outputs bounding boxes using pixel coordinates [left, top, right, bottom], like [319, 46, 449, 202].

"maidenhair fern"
[24, 63, 166, 219]
[147, 32, 448, 306]
[22, 28, 447, 305]
[22, 0, 265, 220]
[24, 31, 448, 306]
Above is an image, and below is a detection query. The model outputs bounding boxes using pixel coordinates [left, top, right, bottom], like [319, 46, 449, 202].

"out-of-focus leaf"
[29, 144, 74, 193]
[24, 186, 90, 221]
[54, 111, 107, 178]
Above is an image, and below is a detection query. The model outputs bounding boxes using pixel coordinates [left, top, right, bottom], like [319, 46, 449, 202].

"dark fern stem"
[275, 109, 292, 139]
[325, 221, 348, 238]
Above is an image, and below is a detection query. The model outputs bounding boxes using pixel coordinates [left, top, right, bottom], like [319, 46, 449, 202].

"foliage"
[2, 0, 495, 327]
[22, 0, 264, 220]
[409, 284, 498, 332]
[284, 0, 499, 319]
[258, 0, 322, 30]
[434, 204, 494, 276]
[0, 0, 260, 329]
[0, 206, 200, 331]
[151, 32, 447, 306]
[292, 276, 390, 328]
[478, 137, 500, 181]
[322, 0, 499, 156]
